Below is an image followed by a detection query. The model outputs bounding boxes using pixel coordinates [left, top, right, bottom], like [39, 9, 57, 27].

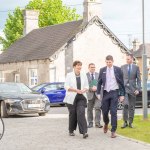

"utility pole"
[127, 34, 132, 49]
[142, 0, 148, 119]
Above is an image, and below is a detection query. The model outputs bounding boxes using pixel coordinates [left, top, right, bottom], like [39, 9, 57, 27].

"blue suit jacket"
[97, 66, 125, 96]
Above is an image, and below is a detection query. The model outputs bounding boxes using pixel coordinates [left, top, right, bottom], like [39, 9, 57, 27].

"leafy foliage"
[0, 0, 80, 50]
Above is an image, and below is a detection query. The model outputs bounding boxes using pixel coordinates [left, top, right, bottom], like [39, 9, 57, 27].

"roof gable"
[0, 16, 130, 64]
[76, 16, 130, 54]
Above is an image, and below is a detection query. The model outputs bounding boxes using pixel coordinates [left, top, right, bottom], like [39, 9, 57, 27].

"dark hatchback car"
[136, 81, 150, 107]
[118, 81, 150, 109]
[0, 82, 50, 118]
[32, 82, 66, 106]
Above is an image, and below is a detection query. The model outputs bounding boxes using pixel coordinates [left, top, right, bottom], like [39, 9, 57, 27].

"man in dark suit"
[97, 55, 125, 138]
[121, 54, 141, 128]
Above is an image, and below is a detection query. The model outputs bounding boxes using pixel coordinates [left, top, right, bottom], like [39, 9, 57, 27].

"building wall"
[65, 43, 73, 74]
[136, 57, 150, 80]
[73, 23, 127, 73]
[0, 23, 129, 83]
[51, 50, 66, 82]
[0, 59, 50, 86]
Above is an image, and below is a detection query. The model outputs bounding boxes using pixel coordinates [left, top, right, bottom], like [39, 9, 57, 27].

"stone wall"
[0, 59, 50, 86]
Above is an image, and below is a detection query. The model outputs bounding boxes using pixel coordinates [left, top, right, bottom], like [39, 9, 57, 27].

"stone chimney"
[23, 10, 39, 36]
[132, 39, 140, 51]
[83, 0, 102, 24]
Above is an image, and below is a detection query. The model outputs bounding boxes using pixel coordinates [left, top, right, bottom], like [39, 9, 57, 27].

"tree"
[0, 7, 23, 49]
[0, 0, 80, 50]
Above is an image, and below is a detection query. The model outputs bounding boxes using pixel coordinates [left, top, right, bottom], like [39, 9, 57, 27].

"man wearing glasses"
[86, 63, 103, 128]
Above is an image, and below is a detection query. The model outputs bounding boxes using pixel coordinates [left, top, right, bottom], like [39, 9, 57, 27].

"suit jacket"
[63, 71, 89, 105]
[121, 64, 141, 94]
[86, 72, 99, 100]
[97, 66, 125, 97]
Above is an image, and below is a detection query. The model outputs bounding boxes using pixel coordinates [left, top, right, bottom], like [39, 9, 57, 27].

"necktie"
[128, 64, 131, 79]
[91, 73, 94, 80]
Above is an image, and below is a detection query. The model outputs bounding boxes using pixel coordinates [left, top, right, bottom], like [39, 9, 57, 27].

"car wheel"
[0, 101, 8, 118]
[38, 113, 46, 116]
[60, 104, 65, 107]
[117, 102, 123, 110]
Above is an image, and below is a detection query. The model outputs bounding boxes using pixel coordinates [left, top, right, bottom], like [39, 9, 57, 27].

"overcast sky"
[0, 0, 150, 49]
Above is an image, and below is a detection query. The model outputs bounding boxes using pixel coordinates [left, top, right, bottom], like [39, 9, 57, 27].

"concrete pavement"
[0, 114, 150, 150]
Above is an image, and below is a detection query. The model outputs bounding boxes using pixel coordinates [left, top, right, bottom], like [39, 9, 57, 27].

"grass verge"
[117, 115, 150, 143]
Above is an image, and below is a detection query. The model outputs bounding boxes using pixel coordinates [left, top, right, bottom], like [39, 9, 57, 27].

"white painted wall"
[73, 23, 126, 72]
[51, 50, 65, 82]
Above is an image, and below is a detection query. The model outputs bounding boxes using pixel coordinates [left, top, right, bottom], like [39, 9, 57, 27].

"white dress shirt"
[104, 66, 119, 92]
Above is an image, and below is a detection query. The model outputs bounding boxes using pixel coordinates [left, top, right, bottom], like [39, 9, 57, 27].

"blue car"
[32, 82, 66, 106]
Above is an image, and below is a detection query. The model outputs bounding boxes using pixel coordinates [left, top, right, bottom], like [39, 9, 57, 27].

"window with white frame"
[0, 71, 4, 82]
[15, 74, 20, 83]
[49, 67, 56, 82]
[28, 69, 38, 87]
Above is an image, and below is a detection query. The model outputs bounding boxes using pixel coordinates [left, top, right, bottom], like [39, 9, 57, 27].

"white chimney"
[132, 39, 140, 51]
[23, 10, 39, 36]
[83, 0, 102, 24]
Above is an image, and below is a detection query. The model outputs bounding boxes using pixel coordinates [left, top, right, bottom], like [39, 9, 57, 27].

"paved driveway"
[0, 113, 150, 150]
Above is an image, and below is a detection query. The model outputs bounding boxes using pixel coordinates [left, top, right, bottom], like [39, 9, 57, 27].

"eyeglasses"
[90, 67, 95, 68]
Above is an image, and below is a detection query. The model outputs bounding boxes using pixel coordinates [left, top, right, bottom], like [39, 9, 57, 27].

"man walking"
[121, 54, 141, 128]
[97, 55, 125, 138]
[86, 63, 103, 128]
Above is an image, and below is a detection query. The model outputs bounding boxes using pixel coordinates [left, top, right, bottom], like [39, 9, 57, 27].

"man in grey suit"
[86, 63, 103, 128]
[121, 54, 141, 128]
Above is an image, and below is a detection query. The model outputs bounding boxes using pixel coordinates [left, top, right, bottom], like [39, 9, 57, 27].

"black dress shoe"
[69, 132, 75, 136]
[95, 124, 103, 128]
[129, 123, 133, 128]
[121, 122, 128, 128]
[87, 123, 93, 128]
[83, 133, 88, 139]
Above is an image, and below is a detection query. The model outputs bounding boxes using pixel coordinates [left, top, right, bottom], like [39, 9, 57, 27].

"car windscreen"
[0, 83, 32, 93]
[32, 83, 47, 91]
[44, 83, 64, 91]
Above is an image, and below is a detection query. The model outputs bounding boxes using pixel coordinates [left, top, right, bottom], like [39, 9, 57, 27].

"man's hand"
[134, 90, 139, 95]
[76, 89, 82, 94]
[81, 88, 88, 94]
[119, 96, 124, 102]
[92, 86, 97, 92]
[97, 94, 101, 100]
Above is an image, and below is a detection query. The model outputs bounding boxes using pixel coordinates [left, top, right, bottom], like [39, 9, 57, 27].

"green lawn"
[117, 115, 150, 143]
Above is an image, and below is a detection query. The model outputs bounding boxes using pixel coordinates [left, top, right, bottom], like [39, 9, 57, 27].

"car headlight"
[42, 95, 49, 102]
[5, 99, 21, 104]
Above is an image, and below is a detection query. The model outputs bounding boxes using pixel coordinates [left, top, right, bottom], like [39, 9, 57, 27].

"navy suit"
[97, 66, 125, 132]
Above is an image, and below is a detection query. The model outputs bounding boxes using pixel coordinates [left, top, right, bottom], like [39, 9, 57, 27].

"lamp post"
[142, 0, 148, 119]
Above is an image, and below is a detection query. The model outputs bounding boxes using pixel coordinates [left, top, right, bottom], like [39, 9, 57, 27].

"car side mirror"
[41, 88, 46, 93]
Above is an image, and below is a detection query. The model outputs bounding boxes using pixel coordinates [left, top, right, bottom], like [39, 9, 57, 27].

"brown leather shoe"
[111, 132, 116, 138]
[103, 124, 108, 133]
